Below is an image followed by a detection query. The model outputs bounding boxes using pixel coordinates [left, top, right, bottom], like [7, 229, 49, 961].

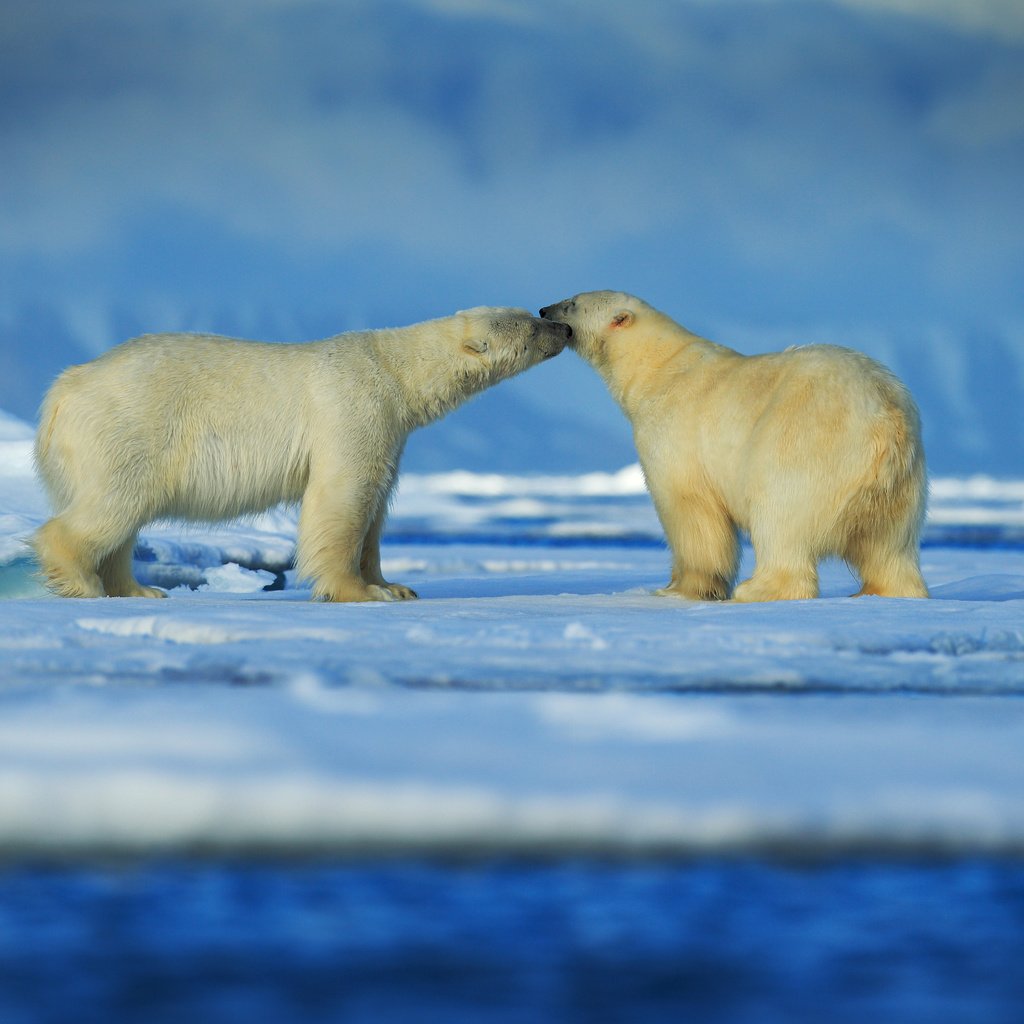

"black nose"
[539, 305, 552, 318]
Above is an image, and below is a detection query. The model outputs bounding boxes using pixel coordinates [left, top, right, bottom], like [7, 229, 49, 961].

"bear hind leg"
[846, 536, 928, 599]
[32, 516, 105, 598]
[842, 461, 929, 598]
[842, 483, 928, 598]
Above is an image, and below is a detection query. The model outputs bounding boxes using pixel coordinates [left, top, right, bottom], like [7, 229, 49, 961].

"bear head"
[539, 291, 650, 367]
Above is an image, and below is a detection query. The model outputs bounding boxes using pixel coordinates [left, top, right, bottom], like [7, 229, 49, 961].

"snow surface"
[2, 410, 1024, 857]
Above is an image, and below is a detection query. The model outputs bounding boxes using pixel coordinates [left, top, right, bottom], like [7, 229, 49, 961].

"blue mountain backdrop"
[2, 0, 1022, 474]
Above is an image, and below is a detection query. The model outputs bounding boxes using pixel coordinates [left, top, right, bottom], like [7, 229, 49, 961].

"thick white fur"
[541, 291, 928, 602]
[33, 308, 569, 601]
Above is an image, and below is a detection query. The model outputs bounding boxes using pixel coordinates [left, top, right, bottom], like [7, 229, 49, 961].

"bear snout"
[538, 310, 572, 344]
[535, 321, 569, 359]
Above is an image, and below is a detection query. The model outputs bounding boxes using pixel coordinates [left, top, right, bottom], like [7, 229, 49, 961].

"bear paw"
[123, 584, 168, 599]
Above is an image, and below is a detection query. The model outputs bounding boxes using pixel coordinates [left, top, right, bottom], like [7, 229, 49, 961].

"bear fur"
[540, 291, 928, 602]
[33, 308, 570, 601]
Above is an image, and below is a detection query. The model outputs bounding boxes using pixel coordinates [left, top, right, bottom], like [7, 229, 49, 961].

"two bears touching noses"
[32, 291, 929, 604]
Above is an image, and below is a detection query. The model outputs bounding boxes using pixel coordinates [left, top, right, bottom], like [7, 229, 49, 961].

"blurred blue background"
[2, 0, 1022, 474]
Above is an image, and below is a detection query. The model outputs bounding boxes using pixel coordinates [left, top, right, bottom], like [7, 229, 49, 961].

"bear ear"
[609, 310, 634, 330]
[463, 337, 489, 355]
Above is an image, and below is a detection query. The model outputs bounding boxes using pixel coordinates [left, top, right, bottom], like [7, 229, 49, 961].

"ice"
[197, 562, 277, 594]
[1, 407, 1024, 856]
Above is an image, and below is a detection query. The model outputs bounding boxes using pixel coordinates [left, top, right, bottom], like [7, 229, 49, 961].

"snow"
[1, 410, 1023, 858]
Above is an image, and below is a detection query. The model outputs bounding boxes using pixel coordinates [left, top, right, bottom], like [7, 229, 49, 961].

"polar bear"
[33, 308, 570, 601]
[540, 291, 928, 602]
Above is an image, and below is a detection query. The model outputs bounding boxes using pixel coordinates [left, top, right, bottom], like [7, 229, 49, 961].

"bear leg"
[846, 542, 929, 599]
[652, 492, 739, 600]
[840, 440, 928, 598]
[32, 517, 106, 598]
[733, 563, 819, 602]
[732, 506, 825, 602]
[734, 522, 820, 601]
[296, 468, 408, 603]
[98, 538, 167, 598]
[358, 495, 417, 601]
[656, 567, 735, 602]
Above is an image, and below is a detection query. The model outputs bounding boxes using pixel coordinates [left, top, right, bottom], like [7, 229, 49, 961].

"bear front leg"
[296, 466, 401, 603]
[98, 537, 167, 598]
[651, 490, 739, 601]
[733, 520, 819, 602]
[359, 503, 417, 601]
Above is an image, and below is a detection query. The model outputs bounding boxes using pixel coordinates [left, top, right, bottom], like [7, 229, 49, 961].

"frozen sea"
[2, 406, 1024, 1022]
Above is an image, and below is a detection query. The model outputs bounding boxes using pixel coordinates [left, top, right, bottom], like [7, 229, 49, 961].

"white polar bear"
[33, 308, 570, 601]
[541, 291, 928, 602]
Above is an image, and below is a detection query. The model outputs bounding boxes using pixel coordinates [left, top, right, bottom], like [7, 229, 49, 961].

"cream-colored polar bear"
[33, 308, 570, 601]
[541, 291, 928, 602]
